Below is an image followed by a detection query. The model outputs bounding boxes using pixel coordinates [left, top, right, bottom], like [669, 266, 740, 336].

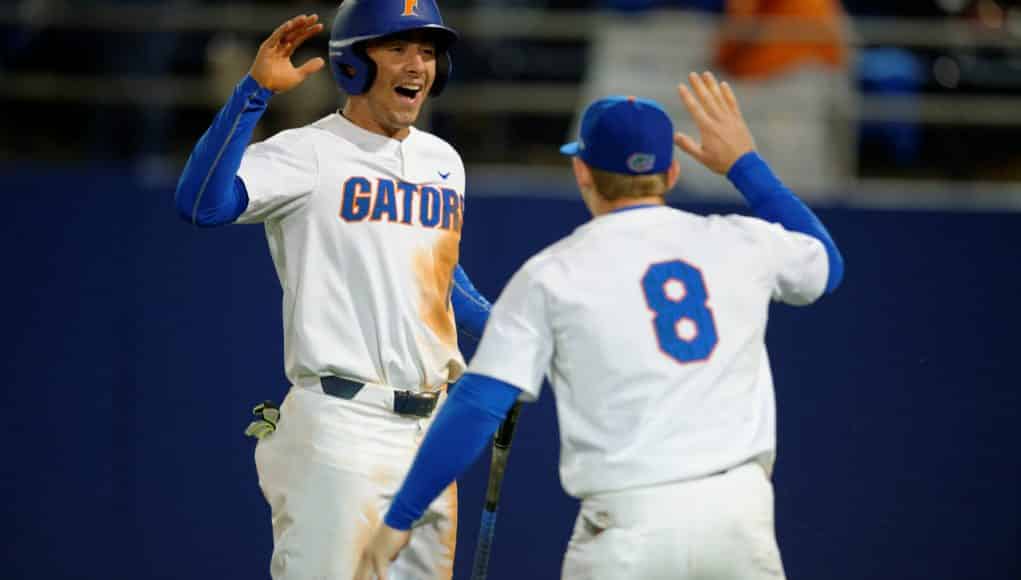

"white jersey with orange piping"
[237, 112, 467, 391]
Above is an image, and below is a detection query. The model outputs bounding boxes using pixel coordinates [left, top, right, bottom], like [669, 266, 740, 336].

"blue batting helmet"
[328, 0, 458, 96]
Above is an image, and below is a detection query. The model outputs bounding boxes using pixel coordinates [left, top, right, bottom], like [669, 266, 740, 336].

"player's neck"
[340, 102, 411, 141]
[592, 196, 665, 217]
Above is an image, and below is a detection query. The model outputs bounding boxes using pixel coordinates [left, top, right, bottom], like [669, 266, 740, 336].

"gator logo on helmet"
[627, 153, 656, 173]
[402, 0, 419, 16]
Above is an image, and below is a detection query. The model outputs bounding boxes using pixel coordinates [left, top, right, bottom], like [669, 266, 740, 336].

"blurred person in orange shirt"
[695, 0, 854, 198]
[574, 0, 853, 198]
[715, 0, 849, 80]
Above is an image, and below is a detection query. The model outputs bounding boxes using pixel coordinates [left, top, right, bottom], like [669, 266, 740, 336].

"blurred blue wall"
[2, 167, 1017, 579]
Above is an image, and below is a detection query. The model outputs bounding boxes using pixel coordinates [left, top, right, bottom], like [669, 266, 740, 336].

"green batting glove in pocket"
[244, 401, 281, 440]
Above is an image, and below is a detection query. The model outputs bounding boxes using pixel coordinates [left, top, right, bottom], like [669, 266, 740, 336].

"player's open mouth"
[394, 84, 423, 102]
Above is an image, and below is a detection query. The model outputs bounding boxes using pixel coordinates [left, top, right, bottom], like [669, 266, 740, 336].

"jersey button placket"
[398, 140, 409, 179]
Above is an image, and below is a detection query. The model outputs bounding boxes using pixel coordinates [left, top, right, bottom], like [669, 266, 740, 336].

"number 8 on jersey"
[641, 260, 719, 364]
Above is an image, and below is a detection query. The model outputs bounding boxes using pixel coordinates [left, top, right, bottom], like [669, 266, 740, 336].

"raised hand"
[674, 71, 757, 175]
[249, 14, 326, 93]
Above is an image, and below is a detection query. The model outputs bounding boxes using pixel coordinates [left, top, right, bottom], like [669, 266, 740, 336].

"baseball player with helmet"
[174, 1, 493, 578]
[355, 71, 845, 580]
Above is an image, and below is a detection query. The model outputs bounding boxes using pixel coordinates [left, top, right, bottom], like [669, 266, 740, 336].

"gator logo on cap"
[403, 0, 419, 16]
[627, 153, 655, 173]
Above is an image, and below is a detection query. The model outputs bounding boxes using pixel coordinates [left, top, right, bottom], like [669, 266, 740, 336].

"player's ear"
[666, 159, 680, 190]
[572, 157, 594, 190]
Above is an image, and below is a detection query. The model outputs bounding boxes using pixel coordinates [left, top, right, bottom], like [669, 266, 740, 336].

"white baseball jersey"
[237, 113, 467, 391]
[469, 205, 828, 498]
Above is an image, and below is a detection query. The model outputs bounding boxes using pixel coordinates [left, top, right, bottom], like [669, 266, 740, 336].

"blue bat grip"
[471, 509, 499, 580]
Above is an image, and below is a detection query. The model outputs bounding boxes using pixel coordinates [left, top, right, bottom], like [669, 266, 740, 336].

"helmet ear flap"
[329, 42, 377, 95]
[352, 43, 377, 95]
[429, 50, 452, 97]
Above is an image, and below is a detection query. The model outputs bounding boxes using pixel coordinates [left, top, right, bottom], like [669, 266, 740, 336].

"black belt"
[320, 376, 441, 418]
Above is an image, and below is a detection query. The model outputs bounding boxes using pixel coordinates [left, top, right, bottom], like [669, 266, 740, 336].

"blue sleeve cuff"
[726, 151, 783, 206]
[451, 264, 491, 340]
[383, 374, 520, 530]
[237, 73, 276, 101]
[174, 74, 273, 226]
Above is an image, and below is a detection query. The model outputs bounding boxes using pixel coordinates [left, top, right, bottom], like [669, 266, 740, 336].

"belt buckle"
[393, 389, 439, 418]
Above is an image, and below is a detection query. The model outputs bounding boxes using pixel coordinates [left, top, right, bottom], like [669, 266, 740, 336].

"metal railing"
[3, 5, 1020, 120]
[4, 4, 1021, 46]
[3, 3, 1021, 208]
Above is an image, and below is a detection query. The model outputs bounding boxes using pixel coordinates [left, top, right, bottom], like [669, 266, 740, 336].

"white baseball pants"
[562, 461, 786, 580]
[254, 386, 456, 580]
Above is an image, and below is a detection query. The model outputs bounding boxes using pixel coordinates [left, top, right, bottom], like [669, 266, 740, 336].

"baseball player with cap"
[355, 71, 845, 579]
[173, 1, 493, 578]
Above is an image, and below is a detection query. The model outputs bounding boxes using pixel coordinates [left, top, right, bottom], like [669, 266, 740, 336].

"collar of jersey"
[607, 203, 663, 215]
[329, 112, 416, 152]
[577, 203, 666, 236]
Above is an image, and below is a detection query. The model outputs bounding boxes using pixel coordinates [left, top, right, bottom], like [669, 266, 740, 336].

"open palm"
[249, 14, 325, 93]
[674, 71, 757, 175]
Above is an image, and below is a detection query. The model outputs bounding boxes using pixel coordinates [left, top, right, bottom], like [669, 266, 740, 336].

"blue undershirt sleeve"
[174, 75, 274, 227]
[384, 374, 521, 530]
[451, 264, 492, 341]
[726, 152, 845, 293]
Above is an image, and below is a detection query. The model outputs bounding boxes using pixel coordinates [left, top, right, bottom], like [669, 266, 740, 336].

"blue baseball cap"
[560, 96, 674, 175]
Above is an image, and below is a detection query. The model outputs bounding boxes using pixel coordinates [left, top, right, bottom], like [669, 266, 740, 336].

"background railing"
[2, 1, 1020, 208]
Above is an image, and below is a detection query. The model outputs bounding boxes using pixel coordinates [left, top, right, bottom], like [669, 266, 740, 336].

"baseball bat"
[470, 402, 523, 580]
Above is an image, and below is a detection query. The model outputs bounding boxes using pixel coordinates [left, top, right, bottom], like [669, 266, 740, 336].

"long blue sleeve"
[384, 374, 521, 530]
[451, 264, 491, 340]
[727, 152, 845, 293]
[174, 75, 274, 227]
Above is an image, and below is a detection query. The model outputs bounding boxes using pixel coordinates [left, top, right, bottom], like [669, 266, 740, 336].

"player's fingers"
[265, 20, 290, 45]
[297, 56, 326, 78]
[373, 558, 388, 580]
[279, 24, 322, 58]
[352, 559, 367, 580]
[277, 17, 310, 49]
[280, 16, 321, 49]
[674, 132, 703, 160]
[720, 81, 743, 116]
[354, 555, 376, 580]
[702, 71, 728, 113]
[265, 15, 304, 47]
[688, 72, 723, 119]
[278, 15, 322, 55]
[286, 23, 325, 55]
[296, 23, 325, 45]
[677, 83, 712, 127]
